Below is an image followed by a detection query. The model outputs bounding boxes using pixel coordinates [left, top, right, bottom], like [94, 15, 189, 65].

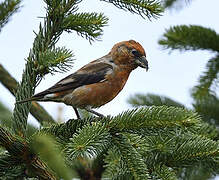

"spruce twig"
[62, 12, 108, 42]
[128, 93, 185, 108]
[0, 101, 37, 137]
[65, 122, 111, 159]
[192, 55, 219, 99]
[12, 1, 78, 136]
[0, 64, 55, 124]
[109, 106, 200, 130]
[159, 25, 219, 52]
[41, 118, 95, 141]
[0, 0, 22, 32]
[102, 0, 163, 20]
[13, 61, 36, 137]
[113, 133, 151, 179]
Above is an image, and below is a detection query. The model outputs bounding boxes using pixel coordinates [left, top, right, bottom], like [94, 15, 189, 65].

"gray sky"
[0, 0, 219, 126]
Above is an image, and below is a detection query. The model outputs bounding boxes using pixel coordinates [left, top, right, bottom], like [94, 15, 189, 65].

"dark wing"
[33, 62, 113, 98]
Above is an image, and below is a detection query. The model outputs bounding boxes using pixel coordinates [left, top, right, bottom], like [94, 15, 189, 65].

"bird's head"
[110, 40, 148, 71]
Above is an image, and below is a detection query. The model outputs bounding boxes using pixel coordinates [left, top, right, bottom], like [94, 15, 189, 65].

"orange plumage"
[17, 40, 148, 118]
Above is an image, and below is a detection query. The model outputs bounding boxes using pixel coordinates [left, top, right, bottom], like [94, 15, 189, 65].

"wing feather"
[33, 62, 113, 98]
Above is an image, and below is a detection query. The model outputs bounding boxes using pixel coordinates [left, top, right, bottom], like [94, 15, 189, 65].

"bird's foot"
[73, 107, 81, 119]
[84, 108, 105, 118]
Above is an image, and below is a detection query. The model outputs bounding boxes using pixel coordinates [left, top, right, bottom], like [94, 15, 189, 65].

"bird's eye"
[131, 49, 140, 57]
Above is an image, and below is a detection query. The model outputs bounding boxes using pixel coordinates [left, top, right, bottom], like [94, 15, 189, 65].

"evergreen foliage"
[62, 12, 108, 41]
[0, 101, 12, 127]
[37, 47, 74, 75]
[6, 0, 208, 179]
[159, 25, 219, 99]
[192, 55, 219, 99]
[0, 0, 21, 32]
[0, 64, 55, 124]
[1, 0, 218, 179]
[112, 133, 151, 179]
[65, 122, 111, 159]
[162, 0, 192, 9]
[31, 134, 73, 179]
[127, 93, 219, 179]
[137, 1, 219, 179]
[159, 25, 219, 52]
[0, 101, 37, 137]
[109, 106, 199, 129]
[41, 105, 219, 179]
[102, 0, 163, 19]
[192, 94, 219, 127]
[128, 93, 185, 107]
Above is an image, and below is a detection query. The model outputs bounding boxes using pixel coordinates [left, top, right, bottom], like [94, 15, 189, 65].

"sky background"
[0, 0, 218, 127]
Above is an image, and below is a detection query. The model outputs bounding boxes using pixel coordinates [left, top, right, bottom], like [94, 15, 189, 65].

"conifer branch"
[13, 61, 36, 137]
[41, 118, 95, 141]
[177, 165, 215, 180]
[168, 133, 219, 168]
[28, 157, 57, 180]
[31, 134, 73, 180]
[0, 101, 12, 126]
[128, 93, 185, 108]
[101, 0, 163, 20]
[0, 64, 55, 125]
[152, 165, 177, 180]
[67, 150, 107, 179]
[65, 122, 111, 159]
[89, 151, 106, 179]
[63, 12, 108, 42]
[39, 106, 219, 178]
[192, 55, 219, 99]
[12, 1, 78, 136]
[143, 131, 219, 169]
[42, 106, 201, 140]
[104, 129, 219, 178]
[192, 94, 219, 127]
[159, 25, 219, 52]
[0, 125, 26, 155]
[113, 133, 151, 179]
[0, 153, 26, 179]
[189, 121, 219, 140]
[162, 0, 191, 9]
[103, 146, 130, 179]
[0, 101, 37, 137]
[37, 47, 74, 75]
[109, 106, 200, 130]
[0, 64, 18, 95]
[0, 126, 57, 179]
[42, 106, 200, 141]
[0, 0, 21, 32]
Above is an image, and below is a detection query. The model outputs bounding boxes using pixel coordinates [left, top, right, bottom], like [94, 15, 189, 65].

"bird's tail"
[16, 96, 41, 104]
[16, 89, 58, 104]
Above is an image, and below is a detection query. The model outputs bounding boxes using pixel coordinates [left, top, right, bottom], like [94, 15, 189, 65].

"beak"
[136, 56, 149, 71]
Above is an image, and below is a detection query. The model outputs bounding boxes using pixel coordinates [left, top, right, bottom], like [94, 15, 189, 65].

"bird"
[17, 40, 148, 119]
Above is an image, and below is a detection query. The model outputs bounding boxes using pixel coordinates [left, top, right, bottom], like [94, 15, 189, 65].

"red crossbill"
[18, 40, 148, 118]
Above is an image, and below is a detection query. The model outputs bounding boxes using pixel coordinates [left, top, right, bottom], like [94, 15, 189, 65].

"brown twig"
[28, 156, 57, 180]
[0, 126, 57, 180]
[0, 64, 55, 125]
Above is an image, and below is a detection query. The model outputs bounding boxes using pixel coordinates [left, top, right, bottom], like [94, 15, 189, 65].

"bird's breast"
[64, 68, 131, 108]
